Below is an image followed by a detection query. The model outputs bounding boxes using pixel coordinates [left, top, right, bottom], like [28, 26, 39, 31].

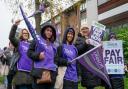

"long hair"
[19, 28, 30, 40]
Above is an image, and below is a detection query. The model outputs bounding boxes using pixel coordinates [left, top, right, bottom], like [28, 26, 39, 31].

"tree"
[1, 0, 78, 33]
[113, 26, 128, 63]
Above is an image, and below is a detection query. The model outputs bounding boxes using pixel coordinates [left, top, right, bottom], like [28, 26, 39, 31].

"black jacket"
[55, 45, 68, 67]
[0, 48, 13, 65]
[75, 33, 94, 55]
[9, 24, 19, 48]
[75, 33, 101, 87]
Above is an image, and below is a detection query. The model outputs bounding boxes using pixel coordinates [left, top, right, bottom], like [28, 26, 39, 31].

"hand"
[39, 52, 45, 60]
[67, 61, 72, 65]
[15, 19, 21, 25]
[85, 39, 90, 44]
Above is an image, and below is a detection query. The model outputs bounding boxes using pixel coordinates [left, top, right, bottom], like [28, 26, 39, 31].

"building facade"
[41, 0, 128, 41]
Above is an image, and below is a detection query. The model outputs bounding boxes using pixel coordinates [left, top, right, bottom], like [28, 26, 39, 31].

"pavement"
[0, 84, 6, 89]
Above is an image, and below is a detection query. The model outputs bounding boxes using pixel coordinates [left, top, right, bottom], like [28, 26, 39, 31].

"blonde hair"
[19, 28, 30, 40]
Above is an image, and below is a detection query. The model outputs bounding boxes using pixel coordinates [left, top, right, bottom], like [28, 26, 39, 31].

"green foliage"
[112, 27, 128, 63]
[0, 76, 4, 84]
[103, 26, 128, 63]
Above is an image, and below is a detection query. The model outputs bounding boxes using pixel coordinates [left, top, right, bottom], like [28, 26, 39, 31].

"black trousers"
[111, 78, 124, 89]
[7, 70, 16, 89]
[15, 84, 32, 89]
[63, 79, 78, 89]
[104, 77, 124, 89]
[33, 83, 54, 89]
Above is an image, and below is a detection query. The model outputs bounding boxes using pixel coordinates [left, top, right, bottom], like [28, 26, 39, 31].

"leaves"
[112, 27, 128, 62]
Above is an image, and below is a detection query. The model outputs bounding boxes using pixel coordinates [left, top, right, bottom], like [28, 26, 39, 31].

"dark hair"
[3, 47, 7, 51]
[108, 32, 117, 40]
[41, 24, 56, 43]
[62, 27, 75, 44]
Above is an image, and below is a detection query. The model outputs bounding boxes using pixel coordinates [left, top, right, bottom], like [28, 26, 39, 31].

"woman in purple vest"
[57, 28, 78, 89]
[9, 20, 33, 89]
[27, 23, 57, 89]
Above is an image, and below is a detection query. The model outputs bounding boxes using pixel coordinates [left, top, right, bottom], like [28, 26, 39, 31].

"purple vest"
[62, 44, 78, 82]
[17, 41, 32, 72]
[34, 36, 57, 71]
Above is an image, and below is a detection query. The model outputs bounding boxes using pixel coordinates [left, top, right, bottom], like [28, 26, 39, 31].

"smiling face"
[22, 29, 29, 40]
[66, 31, 74, 43]
[44, 27, 53, 40]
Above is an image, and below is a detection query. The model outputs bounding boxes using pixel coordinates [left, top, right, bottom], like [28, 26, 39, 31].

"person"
[0, 47, 9, 88]
[0, 42, 14, 88]
[9, 20, 33, 89]
[27, 23, 57, 89]
[6, 42, 15, 89]
[105, 32, 124, 89]
[124, 63, 128, 78]
[75, 25, 101, 89]
[55, 27, 78, 89]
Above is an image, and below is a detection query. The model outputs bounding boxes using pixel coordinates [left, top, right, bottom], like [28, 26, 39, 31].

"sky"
[0, 1, 12, 49]
[0, 0, 79, 49]
[0, 1, 28, 49]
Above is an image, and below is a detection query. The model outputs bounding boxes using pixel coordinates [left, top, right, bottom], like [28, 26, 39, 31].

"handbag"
[37, 70, 52, 84]
[30, 68, 42, 78]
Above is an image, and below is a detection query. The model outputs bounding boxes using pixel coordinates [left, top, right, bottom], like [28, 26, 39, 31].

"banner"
[103, 40, 124, 74]
[71, 45, 111, 88]
[89, 21, 106, 46]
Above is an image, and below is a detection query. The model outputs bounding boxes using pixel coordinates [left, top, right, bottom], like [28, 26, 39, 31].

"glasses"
[22, 33, 29, 34]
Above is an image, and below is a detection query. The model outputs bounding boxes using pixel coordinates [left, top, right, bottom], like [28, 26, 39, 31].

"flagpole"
[71, 44, 102, 63]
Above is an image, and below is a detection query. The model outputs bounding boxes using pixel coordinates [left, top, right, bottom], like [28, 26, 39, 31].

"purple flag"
[27, 3, 45, 18]
[71, 45, 111, 88]
[20, 6, 37, 40]
[21, 2, 46, 21]
[20, 6, 45, 51]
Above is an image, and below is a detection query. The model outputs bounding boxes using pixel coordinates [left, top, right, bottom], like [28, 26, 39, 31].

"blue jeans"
[4, 76, 8, 88]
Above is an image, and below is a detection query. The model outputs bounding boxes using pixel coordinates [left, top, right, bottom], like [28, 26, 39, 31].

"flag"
[20, 5, 37, 40]
[21, 2, 46, 20]
[71, 45, 111, 88]
[20, 5, 45, 51]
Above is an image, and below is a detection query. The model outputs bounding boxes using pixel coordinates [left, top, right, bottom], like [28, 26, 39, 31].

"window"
[80, 12, 87, 26]
[80, 1, 86, 11]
